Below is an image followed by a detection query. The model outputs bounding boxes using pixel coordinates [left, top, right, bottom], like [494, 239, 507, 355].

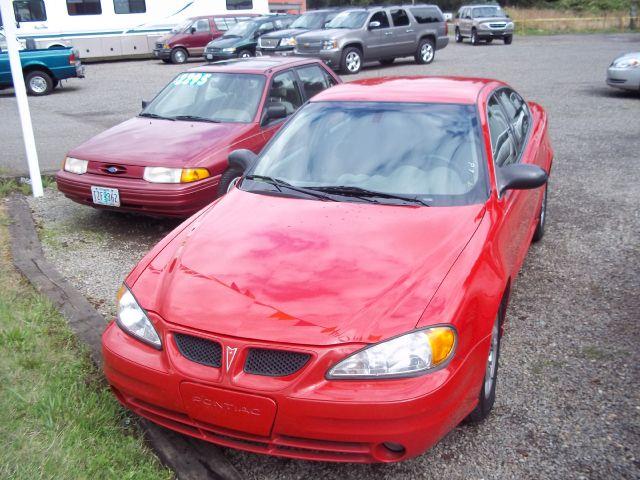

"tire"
[237, 49, 253, 59]
[52, 79, 59, 88]
[415, 38, 435, 65]
[161, 58, 171, 64]
[379, 58, 395, 66]
[471, 29, 479, 46]
[532, 185, 547, 242]
[25, 70, 53, 96]
[486, 38, 493, 44]
[504, 34, 513, 45]
[170, 48, 188, 64]
[216, 167, 244, 197]
[455, 27, 463, 43]
[466, 309, 502, 423]
[340, 47, 362, 74]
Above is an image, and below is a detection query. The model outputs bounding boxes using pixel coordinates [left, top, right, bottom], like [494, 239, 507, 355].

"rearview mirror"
[261, 104, 287, 125]
[190, 26, 196, 34]
[497, 164, 548, 196]
[141, 100, 149, 109]
[368, 20, 381, 30]
[228, 149, 258, 174]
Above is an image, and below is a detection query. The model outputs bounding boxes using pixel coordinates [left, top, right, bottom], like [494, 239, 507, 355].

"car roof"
[186, 57, 324, 75]
[341, 3, 439, 11]
[311, 76, 505, 105]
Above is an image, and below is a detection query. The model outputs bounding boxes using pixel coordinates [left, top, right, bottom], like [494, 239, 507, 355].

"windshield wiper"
[139, 112, 174, 120]
[308, 185, 430, 206]
[245, 175, 336, 202]
[173, 115, 220, 123]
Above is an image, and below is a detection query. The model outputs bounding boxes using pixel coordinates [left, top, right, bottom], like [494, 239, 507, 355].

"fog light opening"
[375, 442, 406, 461]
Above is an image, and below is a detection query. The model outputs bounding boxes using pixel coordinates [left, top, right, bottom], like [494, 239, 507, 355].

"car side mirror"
[228, 149, 258, 174]
[190, 26, 196, 34]
[368, 20, 381, 30]
[497, 164, 547, 196]
[141, 100, 149, 109]
[261, 104, 287, 125]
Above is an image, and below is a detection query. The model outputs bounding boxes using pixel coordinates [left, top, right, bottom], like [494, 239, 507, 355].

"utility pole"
[0, 0, 44, 197]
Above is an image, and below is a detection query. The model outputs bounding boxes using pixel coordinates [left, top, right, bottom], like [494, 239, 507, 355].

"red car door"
[184, 18, 214, 56]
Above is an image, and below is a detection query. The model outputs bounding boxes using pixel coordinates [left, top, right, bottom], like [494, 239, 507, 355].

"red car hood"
[68, 117, 254, 167]
[133, 190, 485, 346]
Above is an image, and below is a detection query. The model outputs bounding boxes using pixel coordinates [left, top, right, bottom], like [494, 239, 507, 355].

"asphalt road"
[12, 33, 640, 479]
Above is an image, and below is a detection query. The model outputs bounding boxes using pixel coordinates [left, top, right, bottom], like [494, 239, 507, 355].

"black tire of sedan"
[171, 48, 188, 64]
[237, 49, 253, 59]
[466, 309, 502, 423]
[532, 185, 547, 242]
[216, 167, 244, 198]
[471, 29, 479, 46]
[341, 47, 362, 74]
[504, 35, 513, 45]
[379, 58, 395, 66]
[25, 70, 53, 96]
[455, 28, 463, 43]
[415, 38, 435, 65]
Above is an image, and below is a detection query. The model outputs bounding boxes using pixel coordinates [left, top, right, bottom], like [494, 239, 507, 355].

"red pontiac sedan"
[102, 77, 553, 462]
[55, 57, 340, 217]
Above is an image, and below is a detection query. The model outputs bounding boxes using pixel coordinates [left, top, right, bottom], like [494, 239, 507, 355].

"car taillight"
[69, 52, 76, 64]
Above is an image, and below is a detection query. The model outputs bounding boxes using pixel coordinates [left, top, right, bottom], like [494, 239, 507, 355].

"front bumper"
[256, 47, 295, 57]
[606, 67, 640, 91]
[153, 48, 172, 60]
[436, 35, 449, 50]
[294, 48, 342, 68]
[55, 170, 219, 218]
[204, 50, 237, 62]
[102, 316, 486, 463]
[476, 28, 514, 39]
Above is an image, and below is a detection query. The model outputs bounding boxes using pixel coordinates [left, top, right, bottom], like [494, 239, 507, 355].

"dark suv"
[294, 5, 448, 74]
[256, 9, 342, 57]
[205, 15, 297, 62]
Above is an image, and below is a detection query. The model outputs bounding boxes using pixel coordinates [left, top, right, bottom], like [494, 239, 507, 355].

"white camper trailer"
[0, 0, 269, 60]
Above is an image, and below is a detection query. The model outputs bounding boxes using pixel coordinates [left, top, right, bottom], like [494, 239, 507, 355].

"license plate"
[91, 186, 120, 207]
[180, 382, 276, 436]
[206, 54, 213, 60]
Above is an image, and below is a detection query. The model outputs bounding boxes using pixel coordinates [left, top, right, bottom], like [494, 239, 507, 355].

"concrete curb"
[6, 194, 243, 480]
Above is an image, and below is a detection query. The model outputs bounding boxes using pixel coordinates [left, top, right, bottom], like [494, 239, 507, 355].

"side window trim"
[494, 86, 532, 161]
[487, 88, 525, 166]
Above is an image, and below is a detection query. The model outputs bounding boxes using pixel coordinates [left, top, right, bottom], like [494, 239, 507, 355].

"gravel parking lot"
[7, 33, 640, 479]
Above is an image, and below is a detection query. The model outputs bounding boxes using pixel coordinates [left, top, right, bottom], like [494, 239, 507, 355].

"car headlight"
[222, 47, 236, 53]
[506, 22, 514, 29]
[612, 57, 640, 69]
[479, 23, 490, 29]
[116, 285, 161, 349]
[163, 43, 170, 49]
[327, 326, 456, 379]
[321, 39, 338, 50]
[143, 167, 210, 183]
[63, 157, 88, 174]
[280, 37, 296, 47]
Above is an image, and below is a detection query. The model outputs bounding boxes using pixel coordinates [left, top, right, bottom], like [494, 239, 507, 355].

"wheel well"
[419, 34, 436, 44]
[23, 65, 53, 79]
[48, 44, 66, 49]
[343, 43, 363, 54]
[498, 280, 511, 331]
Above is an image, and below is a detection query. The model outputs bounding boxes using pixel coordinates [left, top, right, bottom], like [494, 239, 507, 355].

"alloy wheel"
[484, 317, 500, 398]
[346, 51, 361, 73]
[421, 43, 434, 63]
[29, 76, 48, 94]
[174, 49, 186, 63]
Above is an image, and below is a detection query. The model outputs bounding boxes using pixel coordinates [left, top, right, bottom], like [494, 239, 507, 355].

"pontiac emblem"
[225, 346, 238, 371]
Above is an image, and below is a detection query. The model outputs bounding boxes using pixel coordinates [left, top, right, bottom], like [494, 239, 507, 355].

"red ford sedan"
[102, 77, 553, 462]
[56, 57, 340, 217]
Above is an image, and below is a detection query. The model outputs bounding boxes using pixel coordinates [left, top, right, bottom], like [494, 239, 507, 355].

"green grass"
[0, 207, 173, 480]
[0, 175, 56, 198]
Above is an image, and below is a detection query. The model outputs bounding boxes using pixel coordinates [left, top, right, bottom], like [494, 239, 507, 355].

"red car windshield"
[248, 101, 489, 206]
[142, 72, 266, 123]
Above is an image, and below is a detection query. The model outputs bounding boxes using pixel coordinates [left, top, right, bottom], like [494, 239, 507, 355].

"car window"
[275, 17, 294, 28]
[226, 0, 252, 10]
[296, 65, 333, 99]
[390, 9, 410, 27]
[114, 0, 146, 14]
[14, 0, 47, 21]
[66, 0, 101, 15]
[194, 19, 210, 32]
[326, 11, 368, 29]
[370, 11, 390, 29]
[258, 21, 274, 32]
[496, 89, 530, 150]
[410, 7, 442, 24]
[267, 71, 303, 117]
[487, 95, 517, 167]
[250, 102, 488, 206]
[142, 72, 266, 123]
[214, 17, 231, 30]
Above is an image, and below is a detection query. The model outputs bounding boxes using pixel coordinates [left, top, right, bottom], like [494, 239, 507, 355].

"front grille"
[489, 23, 507, 29]
[174, 334, 222, 367]
[244, 348, 310, 377]
[260, 38, 279, 48]
[296, 42, 322, 54]
[206, 46, 221, 53]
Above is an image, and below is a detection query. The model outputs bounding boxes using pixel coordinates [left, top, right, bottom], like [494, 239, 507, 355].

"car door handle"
[384, 31, 393, 35]
[405, 29, 415, 32]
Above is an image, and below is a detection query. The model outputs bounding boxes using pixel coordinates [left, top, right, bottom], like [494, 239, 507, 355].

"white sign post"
[0, 0, 44, 197]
